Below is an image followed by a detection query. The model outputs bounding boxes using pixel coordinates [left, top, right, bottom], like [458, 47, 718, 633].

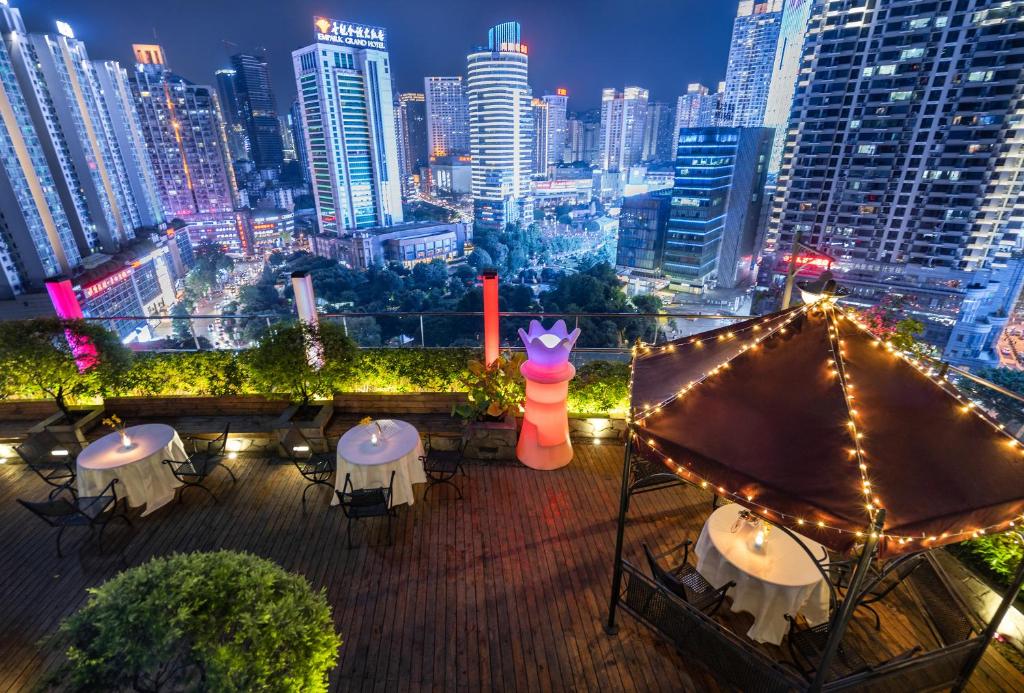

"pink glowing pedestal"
[516, 320, 581, 470]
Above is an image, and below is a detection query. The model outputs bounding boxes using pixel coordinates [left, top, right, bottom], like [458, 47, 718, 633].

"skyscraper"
[288, 100, 309, 185]
[770, 0, 1024, 365]
[130, 44, 238, 219]
[540, 90, 569, 170]
[0, 14, 80, 297]
[397, 92, 428, 178]
[721, 1, 784, 127]
[666, 127, 771, 290]
[674, 83, 721, 135]
[598, 86, 649, 173]
[762, 0, 813, 174]
[230, 53, 285, 171]
[467, 21, 532, 228]
[642, 101, 676, 163]
[293, 16, 403, 236]
[0, 9, 139, 254]
[93, 60, 165, 229]
[531, 97, 548, 177]
[424, 76, 470, 158]
[215, 68, 249, 162]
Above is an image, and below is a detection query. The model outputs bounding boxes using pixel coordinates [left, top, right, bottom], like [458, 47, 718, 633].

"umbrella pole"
[605, 425, 634, 635]
[952, 531, 1024, 692]
[810, 510, 885, 692]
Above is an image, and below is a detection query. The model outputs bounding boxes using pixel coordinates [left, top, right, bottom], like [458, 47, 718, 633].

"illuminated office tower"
[230, 53, 284, 171]
[531, 97, 548, 176]
[762, 0, 813, 174]
[0, 17, 80, 297]
[398, 92, 428, 177]
[770, 0, 1024, 366]
[642, 101, 676, 162]
[539, 90, 568, 171]
[215, 68, 249, 161]
[130, 44, 238, 219]
[292, 17, 403, 235]
[288, 100, 309, 185]
[0, 9, 138, 253]
[424, 76, 469, 157]
[598, 86, 648, 172]
[467, 21, 532, 228]
[721, 1, 783, 127]
[674, 83, 721, 136]
[93, 60, 165, 228]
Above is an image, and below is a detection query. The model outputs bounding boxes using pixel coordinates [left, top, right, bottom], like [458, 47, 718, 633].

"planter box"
[274, 402, 334, 454]
[29, 406, 104, 446]
[333, 392, 468, 415]
[568, 416, 627, 442]
[463, 413, 517, 461]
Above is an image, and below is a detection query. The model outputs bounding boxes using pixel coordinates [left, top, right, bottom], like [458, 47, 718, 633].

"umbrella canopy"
[631, 301, 1024, 556]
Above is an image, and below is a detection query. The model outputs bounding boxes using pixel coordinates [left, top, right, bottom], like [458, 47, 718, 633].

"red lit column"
[45, 277, 97, 371]
[481, 268, 499, 366]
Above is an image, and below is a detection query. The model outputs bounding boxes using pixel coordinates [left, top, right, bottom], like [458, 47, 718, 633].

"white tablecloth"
[333, 419, 425, 508]
[695, 503, 830, 645]
[77, 424, 187, 516]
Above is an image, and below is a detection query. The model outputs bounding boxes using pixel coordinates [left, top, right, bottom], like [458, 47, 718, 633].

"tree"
[186, 241, 235, 297]
[467, 248, 493, 271]
[246, 321, 356, 406]
[411, 260, 449, 290]
[0, 319, 130, 417]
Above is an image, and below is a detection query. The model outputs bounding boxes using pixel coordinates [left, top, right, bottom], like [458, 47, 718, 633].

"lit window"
[857, 144, 876, 154]
[890, 91, 913, 101]
[900, 48, 925, 60]
[967, 70, 994, 82]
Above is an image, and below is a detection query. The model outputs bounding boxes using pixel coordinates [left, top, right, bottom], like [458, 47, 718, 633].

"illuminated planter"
[516, 320, 581, 470]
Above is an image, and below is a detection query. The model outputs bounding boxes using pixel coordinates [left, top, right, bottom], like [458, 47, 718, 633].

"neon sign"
[781, 254, 832, 269]
[314, 17, 387, 50]
[83, 268, 133, 298]
[556, 88, 567, 96]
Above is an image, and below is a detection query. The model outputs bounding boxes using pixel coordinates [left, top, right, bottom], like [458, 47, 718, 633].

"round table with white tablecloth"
[694, 503, 830, 645]
[332, 419, 426, 508]
[77, 424, 187, 516]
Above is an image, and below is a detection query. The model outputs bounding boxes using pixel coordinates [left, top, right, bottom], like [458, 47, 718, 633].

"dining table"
[332, 419, 426, 508]
[694, 502, 831, 645]
[76, 423, 187, 516]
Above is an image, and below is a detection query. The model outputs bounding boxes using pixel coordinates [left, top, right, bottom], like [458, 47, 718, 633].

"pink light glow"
[45, 279, 98, 372]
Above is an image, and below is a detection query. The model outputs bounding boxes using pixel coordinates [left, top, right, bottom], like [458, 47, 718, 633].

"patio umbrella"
[630, 300, 1024, 557]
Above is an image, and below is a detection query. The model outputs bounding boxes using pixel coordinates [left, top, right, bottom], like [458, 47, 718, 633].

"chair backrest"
[337, 471, 395, 515]
[17, 497, 77, 526]
[209, 423, 230, 454]
[862, 552, 926, 602]
[642, 543, 691, 602]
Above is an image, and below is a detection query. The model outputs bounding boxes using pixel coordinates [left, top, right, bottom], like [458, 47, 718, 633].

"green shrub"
[54, 551, 340, 692]
[346, 348, 476, 392]
[116, 350, 251, 397]
[246, 321, 356, 405]
[949, 533, 1024, 594]
[569, 361, 630, 416]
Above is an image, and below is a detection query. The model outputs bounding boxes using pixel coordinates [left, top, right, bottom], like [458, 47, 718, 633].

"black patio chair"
[16, 430, 79, 498]
[163, 424, 236, 504]
[785, 612, 921, 681]
[642, 541, 733, 615]
[17, 478, 130, 558]
[281, 425, 335, 508]
[335, 471, 396, 548]
[419, 432, 466, 500]
[184, 422, 230, 456]
[855, 552, 927, 629]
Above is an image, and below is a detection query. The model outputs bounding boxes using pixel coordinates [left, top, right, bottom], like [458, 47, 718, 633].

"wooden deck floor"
[0, 444, 1020, 692]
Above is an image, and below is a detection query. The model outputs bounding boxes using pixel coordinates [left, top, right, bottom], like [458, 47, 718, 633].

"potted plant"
[247, 320, 356, 452]
[0, 318, 130, 444]
[454, 352, 525, 461]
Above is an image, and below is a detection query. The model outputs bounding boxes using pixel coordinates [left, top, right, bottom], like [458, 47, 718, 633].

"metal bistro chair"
[335, 471, 396, 548]
[16, 430, 79, 499]
[642, 541, 734, 615]
[282, 425, 335, 508]
[419, 432, 467, 500]
[854, 552, 927, 630]
[163, 423, 236, 504]
[17, 478, 130, 558]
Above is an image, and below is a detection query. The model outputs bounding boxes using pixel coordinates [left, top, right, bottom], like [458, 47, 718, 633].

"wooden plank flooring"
[0, 443, 1020, 692]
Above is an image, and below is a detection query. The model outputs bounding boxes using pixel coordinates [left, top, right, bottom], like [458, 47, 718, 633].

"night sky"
[20, 0, 735, 112]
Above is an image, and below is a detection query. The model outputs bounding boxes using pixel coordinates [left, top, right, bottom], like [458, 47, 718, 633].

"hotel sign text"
[314, 17, 387, 50]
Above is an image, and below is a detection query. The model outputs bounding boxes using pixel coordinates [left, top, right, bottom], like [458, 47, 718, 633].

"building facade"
[288, 100, 309, 185]
[616, 188, 673, 277]
[598, 86, 649, 173]
[397, 92, 428, 180]
[674, 82, 722, 136]
[761, 0, 813, 174]
[769, 0, 1024, 365]
[467, 21, 533, 228]
[642, 101, 677, 163]
[667, 127, 772, 290]
[531, 97, 549, 177]
[424, 76, 470, 158]
[721, 0, 784, 127]
[215, 68, 249, 162]
[292, 17, 403, 236]
[230, 53, 285, 171]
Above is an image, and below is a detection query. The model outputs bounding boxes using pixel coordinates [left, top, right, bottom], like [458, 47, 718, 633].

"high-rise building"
[288, 100, 309, 185]
[0, 14, 80, 297]
[424, 76, 470, 158]
[467, 21, 532, 228]
[397, 92, 428, 178]
[0, 10, 140, 255]
[616, 188, 673, 278]
[666, 127, 771, 290]
[721, 1, 784, 127]
[130, 44, 238, 220]
[565, 109, 600, 165]
[770, 0, 1024, 365]
[674, 83, 721, 136]
[215, 68, 249, 162]
[531, 97, 548, 177]
[762, 0, 813, 174]
[598, 86, 649, 173]
[642, 101, 676, 163]
[292, 16, 403, 236]
[230, 53, 284, 171]
[93, 60, 165, 229]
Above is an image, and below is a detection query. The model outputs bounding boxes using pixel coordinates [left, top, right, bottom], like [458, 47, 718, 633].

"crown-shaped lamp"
[517, 319, 581, 368]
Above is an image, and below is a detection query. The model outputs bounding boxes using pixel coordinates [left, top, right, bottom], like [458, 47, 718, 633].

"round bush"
[57, 551, 340, 692]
